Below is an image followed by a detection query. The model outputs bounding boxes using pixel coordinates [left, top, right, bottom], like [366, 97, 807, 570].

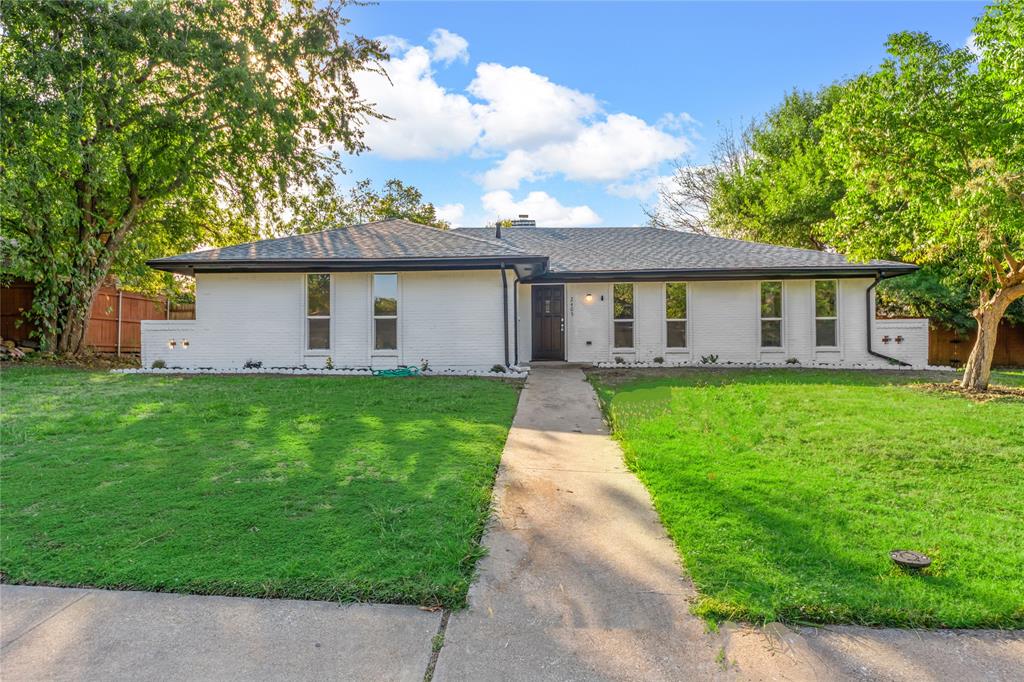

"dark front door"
[532, 286, 565, 360]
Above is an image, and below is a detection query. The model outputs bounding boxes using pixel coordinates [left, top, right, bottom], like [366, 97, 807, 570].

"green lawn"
[1, 366, 520, 607]
[590, 369, 1024, 628]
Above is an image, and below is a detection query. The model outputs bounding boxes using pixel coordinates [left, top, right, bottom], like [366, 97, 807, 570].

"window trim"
[611, 282, 635, 351]
[759, 280, 784, 351]
[814, 279, 840, 349]
[372, 272, 399, 356]
[305, 273, 332, 354]
[664, 282, 689, 352]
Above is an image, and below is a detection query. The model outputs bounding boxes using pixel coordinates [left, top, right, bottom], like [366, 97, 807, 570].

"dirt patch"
[1, 353, 141, 371]
[915, 381, 1024, 403]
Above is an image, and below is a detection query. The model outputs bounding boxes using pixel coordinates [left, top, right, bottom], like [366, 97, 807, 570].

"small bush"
[653, 356, 664, 364]
[614, 356, 626, 365]
[151, 359, 166, 369]
[786, 357, 800, 365]
[420, 358, 431, 372]
[700, 354, 719, 365]
[490, 364, 506, 373]
[324, 356, 334, 370]
[243, 360, 263, 369]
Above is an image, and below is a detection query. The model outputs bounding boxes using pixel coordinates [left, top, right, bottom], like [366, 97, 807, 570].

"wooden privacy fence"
[1, 280, 195, 354]
[928, 322, 1024, 367]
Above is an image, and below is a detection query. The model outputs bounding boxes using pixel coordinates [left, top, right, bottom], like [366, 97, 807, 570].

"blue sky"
[339, 1, 986, 227]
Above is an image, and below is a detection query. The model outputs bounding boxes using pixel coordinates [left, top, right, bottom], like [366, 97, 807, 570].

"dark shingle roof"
[459, 227, 912, 276]
[148, 219, 914, 278]
[150, 219, 532, 266]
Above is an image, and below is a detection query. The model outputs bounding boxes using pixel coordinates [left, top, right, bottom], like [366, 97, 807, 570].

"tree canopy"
[1, 0, 385, 352]
[652, 0, 1023, 388]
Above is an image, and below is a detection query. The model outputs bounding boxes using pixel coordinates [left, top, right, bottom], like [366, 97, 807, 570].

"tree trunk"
[961, 284, 1023, 391]
[54, 277, 103, 356]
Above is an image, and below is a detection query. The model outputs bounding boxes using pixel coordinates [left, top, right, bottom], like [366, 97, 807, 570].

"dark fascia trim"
[147, 255, 548, 276]
[524, 265, 918, 283]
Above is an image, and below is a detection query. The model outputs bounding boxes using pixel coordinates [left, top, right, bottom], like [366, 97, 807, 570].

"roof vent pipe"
[495, 221, 501, 239]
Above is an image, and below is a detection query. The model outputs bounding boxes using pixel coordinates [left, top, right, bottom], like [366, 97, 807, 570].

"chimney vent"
[509, 214, 537, 227]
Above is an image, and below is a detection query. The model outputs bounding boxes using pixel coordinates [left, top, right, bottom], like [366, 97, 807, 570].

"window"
[613, 283, 634, 349]
[759, 281, 783, 348]
[306, 274, 330, 350]
[665, 282, 687, 348]
[373, 273, 398, 351]
[815, 280, 838, 347]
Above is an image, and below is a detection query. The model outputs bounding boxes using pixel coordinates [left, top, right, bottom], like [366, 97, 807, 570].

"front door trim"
[531, 285, 565, 361]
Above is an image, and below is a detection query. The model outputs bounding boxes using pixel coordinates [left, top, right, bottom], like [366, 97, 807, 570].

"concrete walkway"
[0, 585, 439, 681]
[434, 365, 724, 680]
[433, 365, 1024, 681]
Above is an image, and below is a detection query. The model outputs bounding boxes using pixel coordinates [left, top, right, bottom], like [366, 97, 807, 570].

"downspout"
[866, 274, 910, 367]
[500, 264, 510, 367]
[513, 277, 520, 366]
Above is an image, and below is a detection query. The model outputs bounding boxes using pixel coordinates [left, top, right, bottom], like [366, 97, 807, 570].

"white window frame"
[664, 282, 688, 352]
[305, 273, 332, 354]
[612, 282, 635, 351]
[759, 280, 784, 350]
[814, 279, 840, 349]
[372, 272, 399, 356]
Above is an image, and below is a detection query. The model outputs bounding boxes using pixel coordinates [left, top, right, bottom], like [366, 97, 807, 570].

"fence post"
[116, 289, 123, 357]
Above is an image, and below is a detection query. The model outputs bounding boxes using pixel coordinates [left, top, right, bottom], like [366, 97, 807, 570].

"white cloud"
[377, 35, 410, 55]
[468, 63, 599, 150]
[482, 114, 692, 190]
[355, 45, 480, 159]
[358, 30, 694, 191]
[428, 29, 469, 65]
[436, 202, 465, 226]
[481, 190, 601, 227]
[606, 174, 673, 200]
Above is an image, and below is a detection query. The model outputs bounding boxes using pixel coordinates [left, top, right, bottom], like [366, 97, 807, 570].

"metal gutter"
[500, 264, 510, 367]
[524, 265, 918, 283]
[866, 274, 912, 367]
[147, 255, 549, 277]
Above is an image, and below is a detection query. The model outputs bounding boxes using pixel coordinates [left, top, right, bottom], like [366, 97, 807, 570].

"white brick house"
[142, 219, 928, 370]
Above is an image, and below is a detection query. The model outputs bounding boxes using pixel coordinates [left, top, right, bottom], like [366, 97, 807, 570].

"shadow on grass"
[1, 370, 520, 608]
[588, 368, 1024, 629]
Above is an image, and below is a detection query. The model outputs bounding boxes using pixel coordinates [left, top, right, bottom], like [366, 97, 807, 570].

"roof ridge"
[394, 219, 530, 255]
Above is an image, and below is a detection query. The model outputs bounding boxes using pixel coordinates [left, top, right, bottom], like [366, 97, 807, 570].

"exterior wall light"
[182, 339, 190, 349]
[584, 293, 593, 303]
[168, 338, 176, 349]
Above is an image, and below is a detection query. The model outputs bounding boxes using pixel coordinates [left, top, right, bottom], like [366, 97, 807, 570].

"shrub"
[243, 360, 263, 369]
[786, 357, 800, 365]
[420, 358, 430, 372]
[653, 356, 664, 364]
[490, 364, 506, 373]
[324, 356, 334, 370]
[614, 356, 626, 364]
[700, 354, 719, 365]
[151, 359, 166, 369]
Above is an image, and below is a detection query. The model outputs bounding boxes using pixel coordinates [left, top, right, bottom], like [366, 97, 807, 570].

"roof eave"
[525, 264, 918, 283]
[147, 255, 549, 277]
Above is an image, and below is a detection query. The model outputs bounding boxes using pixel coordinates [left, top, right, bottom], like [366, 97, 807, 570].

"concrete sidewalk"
[0, 585, 439, 681]
[432, 365, 1024, 681]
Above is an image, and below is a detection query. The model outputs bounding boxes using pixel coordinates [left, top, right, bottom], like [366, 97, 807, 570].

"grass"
[589, 368, 1024, 628]
[1, 366, 521, 608]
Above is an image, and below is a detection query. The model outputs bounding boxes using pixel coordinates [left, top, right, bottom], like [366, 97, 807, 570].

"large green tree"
[0, 0, 385, 353]
[711, 88, 844, 250]
[821, 5, 1023, 390]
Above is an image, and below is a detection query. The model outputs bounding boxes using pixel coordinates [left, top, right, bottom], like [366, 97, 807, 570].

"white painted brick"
[142, 273, 928, 371]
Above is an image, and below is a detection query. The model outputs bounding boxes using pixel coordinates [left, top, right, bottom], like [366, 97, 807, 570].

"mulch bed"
[916, 381, 1024, 403]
